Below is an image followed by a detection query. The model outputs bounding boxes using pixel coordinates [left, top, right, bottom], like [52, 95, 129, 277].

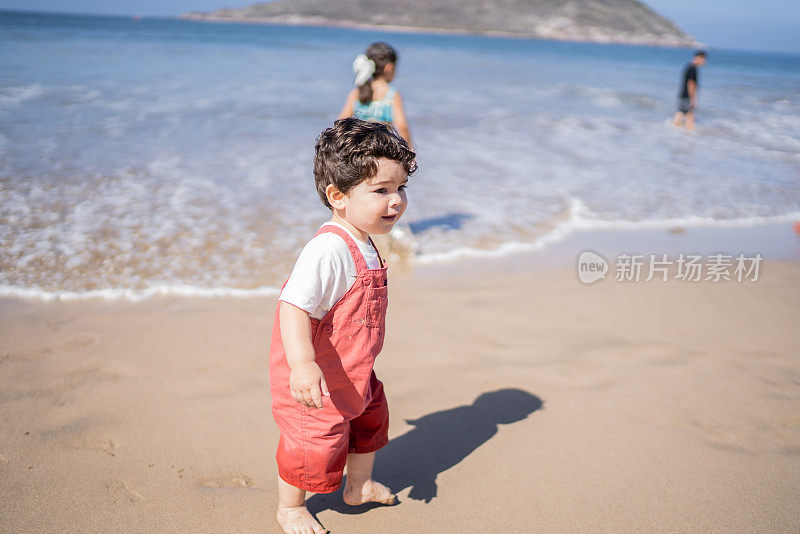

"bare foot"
[343, 479, 396, 506]
[276, 505, 327, 534]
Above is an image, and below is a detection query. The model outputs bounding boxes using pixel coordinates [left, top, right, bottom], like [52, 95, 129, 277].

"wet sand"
[1, 232, 799, 532]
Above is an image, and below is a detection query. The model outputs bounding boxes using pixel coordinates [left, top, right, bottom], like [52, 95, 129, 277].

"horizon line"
[2, 7, 799, 56]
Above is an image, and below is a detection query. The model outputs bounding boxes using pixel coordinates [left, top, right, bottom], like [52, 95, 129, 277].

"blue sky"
[1, 0, 798, 54]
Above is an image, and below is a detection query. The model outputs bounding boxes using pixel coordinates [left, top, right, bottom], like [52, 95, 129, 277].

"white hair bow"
[352, 53, 375, 87]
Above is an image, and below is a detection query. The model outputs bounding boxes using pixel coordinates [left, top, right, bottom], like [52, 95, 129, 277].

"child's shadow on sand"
[307, 388, 543, 515]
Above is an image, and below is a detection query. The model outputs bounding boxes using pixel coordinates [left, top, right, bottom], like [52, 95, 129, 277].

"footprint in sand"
[62, 434, 119, 457]
[1, 330, 100, 362]
[198, 475, 258, 489]
[46, 317, 75, 330]
[60, 331, 100, 350]
[90, 436, 119, 457]
[686, 417, 768, 455]
[105, 479, 143, 503]
[72, 357, 131, 381]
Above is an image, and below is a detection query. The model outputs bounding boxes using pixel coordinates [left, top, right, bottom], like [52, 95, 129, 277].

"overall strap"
[367, 236, 385, 268]
[313, 224, 370, 274]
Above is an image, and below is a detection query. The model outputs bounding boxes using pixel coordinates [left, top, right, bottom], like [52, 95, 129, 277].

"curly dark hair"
[314, 117, 417, 209]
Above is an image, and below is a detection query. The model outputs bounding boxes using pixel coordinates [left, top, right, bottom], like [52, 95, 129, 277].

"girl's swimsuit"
[269, 225, 390, 493]
[353, 85, 395, 123]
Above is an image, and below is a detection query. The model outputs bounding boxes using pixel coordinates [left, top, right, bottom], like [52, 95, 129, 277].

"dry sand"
[1, 250, 799, 532]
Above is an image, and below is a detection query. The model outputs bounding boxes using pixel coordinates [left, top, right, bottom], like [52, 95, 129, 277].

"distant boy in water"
[268, 118, 416, 533]
[673, 50, 707, 131]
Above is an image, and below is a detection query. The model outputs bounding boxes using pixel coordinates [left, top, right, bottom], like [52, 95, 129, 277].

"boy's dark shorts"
[677, 97, 694, 113]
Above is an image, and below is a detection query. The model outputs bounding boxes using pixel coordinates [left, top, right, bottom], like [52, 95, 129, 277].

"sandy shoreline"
[1, 227, 799, 532]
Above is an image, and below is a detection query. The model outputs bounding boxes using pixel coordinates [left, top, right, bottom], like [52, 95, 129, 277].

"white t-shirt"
[279, 222, 381, 320]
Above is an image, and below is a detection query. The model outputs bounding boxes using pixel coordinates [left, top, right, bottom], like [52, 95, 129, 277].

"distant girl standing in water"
[339, 42, 413, 146]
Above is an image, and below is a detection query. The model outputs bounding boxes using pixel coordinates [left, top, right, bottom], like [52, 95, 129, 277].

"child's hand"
[289, 362, 330, 409]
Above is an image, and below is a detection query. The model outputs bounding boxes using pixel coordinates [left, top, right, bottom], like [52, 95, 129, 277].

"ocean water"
[1, 10, 799, 299]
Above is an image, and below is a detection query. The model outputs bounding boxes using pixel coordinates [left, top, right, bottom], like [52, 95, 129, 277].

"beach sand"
[1, 228, 799, 532]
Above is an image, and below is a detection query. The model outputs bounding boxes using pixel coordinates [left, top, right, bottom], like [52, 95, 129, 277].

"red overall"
[268, 225, 390, 493]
